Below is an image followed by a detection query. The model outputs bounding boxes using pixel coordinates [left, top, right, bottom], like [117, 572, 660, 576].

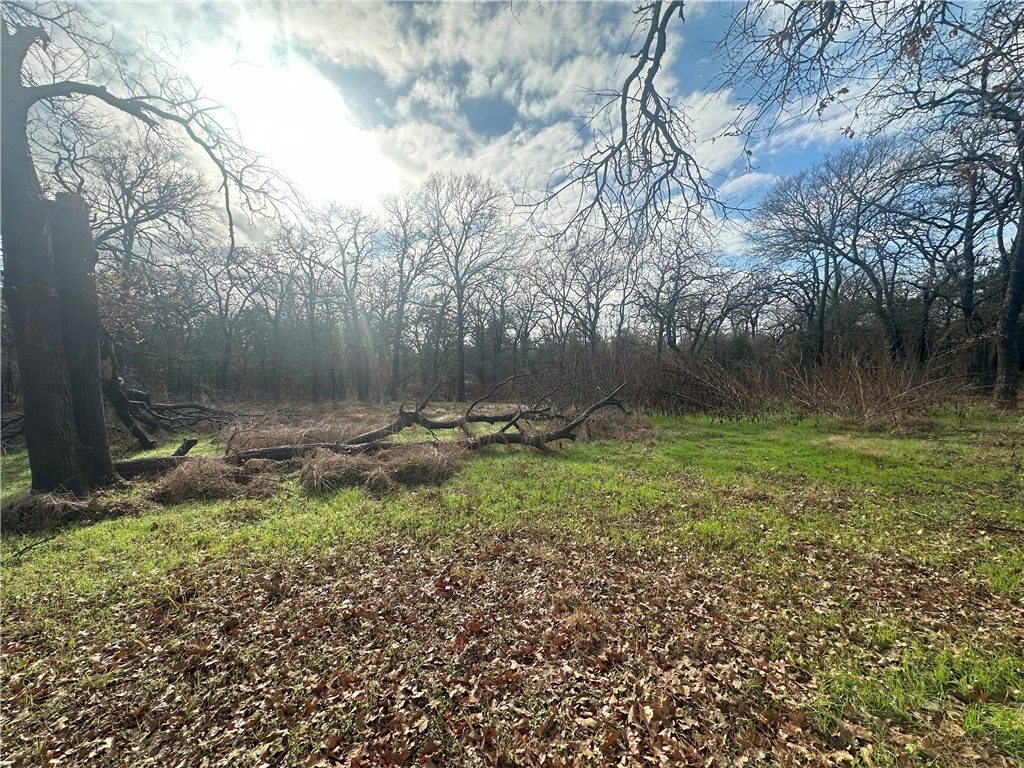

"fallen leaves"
[2, 531, 1021, 767]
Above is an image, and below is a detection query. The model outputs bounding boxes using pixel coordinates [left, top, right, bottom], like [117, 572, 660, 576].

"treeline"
[1, 129, 1019, 413]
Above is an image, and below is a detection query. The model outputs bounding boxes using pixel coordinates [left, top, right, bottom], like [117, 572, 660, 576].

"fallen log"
[111, 383, 625, 477]
[1, 412, 24, 446]
[101, 338, 236, 449]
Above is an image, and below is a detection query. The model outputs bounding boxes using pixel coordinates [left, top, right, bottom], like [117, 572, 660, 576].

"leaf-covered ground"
[2, 408, 1022, 767]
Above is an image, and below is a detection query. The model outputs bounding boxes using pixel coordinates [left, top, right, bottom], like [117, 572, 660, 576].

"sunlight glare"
[181, 16, 401, 207]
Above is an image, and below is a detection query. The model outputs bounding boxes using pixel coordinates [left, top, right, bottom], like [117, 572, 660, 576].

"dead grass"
[1, 492, 90, 533]
[222, 408, 390, 452]
[385, 443, 467, 486]
[240, 458, 278, 475]
[151, 459, 280, 504]
[363, 465, 399, 498]
[298, 450, 378, 494]
[819, 434, 896, 460]
[299, 443, 467, 496]
[2, 490, 163, 534]
[577, 408, 653, 442]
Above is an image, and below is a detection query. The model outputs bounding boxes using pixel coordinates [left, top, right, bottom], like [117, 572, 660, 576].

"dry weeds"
[577, 408, 653, 442]
[222, 407, 391, 452]
[385, 443, 467, 486]
[298, 450, 378, 495]
[1, 493, 90, 533]
[300, 443, 468, 496]
[152, 458, 239, 502]
[150, 459, 280, 504]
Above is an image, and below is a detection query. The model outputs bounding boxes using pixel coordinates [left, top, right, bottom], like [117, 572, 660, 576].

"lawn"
[1, 408, 1022, 767]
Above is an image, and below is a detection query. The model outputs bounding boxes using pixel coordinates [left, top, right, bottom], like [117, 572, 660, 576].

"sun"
[180, 16, 402, 207]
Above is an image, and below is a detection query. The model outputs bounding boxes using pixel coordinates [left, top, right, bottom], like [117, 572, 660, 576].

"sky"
[103, 1, 862, 251]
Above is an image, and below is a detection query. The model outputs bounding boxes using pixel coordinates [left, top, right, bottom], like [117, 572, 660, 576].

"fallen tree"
[113, 381, 626, 479]
[100, 338, 239, 450]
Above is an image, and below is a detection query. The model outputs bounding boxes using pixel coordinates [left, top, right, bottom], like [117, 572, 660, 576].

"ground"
[1, 407, 1022, 767]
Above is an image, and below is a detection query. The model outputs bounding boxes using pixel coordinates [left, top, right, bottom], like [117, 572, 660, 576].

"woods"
[2, 3, 1022, 496]
[2, 2, 1023, 766]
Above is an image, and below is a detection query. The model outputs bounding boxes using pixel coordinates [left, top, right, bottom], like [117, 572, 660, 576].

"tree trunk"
[1, 39, 113, 493]
[101, 339, 156, 450]
[270, 314, 283, 405]
[51, 194, 118, 481]
[218, 335, 232, 391]
[992, 202, 1024, 406]
[309, 315, 320, 402]
[389, 309, 404, 402]
[456, 291, 467, 402]
[815, 257, 829, 366]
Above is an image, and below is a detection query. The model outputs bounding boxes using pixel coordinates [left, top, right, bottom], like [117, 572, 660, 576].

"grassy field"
[1, 408, 1022, 767]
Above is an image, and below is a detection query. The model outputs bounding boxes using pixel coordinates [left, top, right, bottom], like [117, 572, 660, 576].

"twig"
[4, 533, 59, 563]
[466, 373, 530, 417]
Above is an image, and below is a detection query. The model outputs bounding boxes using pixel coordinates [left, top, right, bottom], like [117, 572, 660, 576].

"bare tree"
[378, 189, 437, 401]
[320, 204, 379, 401]
[1, 1, 281, 492]
[718, 0, 1024, 401]
[48, 134, 216, 270]
[636, 226, 718, 358]
[422, 172, 521, 401]
[275, 223, 333, 401]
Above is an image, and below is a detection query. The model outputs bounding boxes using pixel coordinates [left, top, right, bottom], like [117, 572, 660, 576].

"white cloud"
[718, 171, 777, 201]
[97, 1, 762, 217]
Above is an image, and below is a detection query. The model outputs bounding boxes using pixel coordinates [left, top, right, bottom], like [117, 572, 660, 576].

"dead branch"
[462, 384, 627, 450]
[171, 438, 199, 457]
[465, 374, 530, 417]
[3, 533, 59, 564]
[1, 412, 24, 445]
[110, 385, 627, 477]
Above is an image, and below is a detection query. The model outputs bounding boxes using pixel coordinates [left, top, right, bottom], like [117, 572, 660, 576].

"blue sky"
[106, 1, 860, 248]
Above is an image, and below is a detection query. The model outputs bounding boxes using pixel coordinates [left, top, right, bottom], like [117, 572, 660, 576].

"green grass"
[0, 450, 31, 508]
[2, 407, 1022, 763]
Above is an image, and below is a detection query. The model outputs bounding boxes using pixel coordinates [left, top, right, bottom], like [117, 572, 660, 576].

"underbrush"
[299, 443, 467, 496]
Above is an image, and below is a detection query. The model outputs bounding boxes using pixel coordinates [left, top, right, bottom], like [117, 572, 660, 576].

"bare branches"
[110, 385, 622, 478]
[534, 1, 719, 243]
[465, 374, 530, 417]
[4, 1, 290, 255]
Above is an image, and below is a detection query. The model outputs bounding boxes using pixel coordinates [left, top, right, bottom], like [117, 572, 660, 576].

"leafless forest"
[2, 1, 1022, 493]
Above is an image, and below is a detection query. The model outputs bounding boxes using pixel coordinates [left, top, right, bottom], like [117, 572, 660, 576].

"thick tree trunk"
[51, 194, 118, 481]
[1, 31, 113, 493]
[992, 203, 1024, 407]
